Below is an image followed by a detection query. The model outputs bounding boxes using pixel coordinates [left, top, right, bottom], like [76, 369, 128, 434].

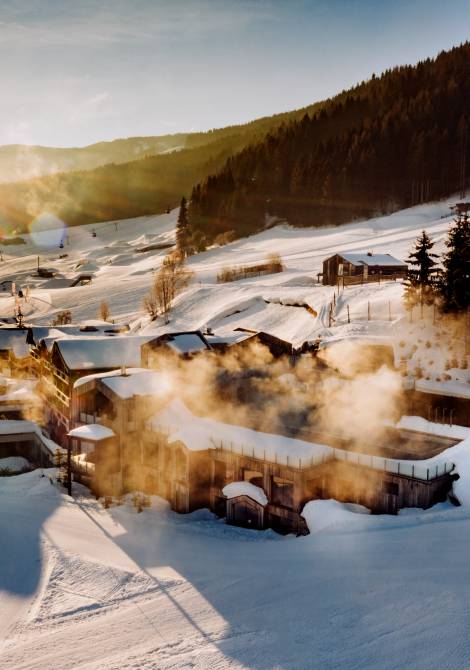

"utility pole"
[67, 442, 72, 496]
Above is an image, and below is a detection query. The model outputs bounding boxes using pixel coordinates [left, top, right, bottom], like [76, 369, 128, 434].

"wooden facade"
[322, 253, 408, 286]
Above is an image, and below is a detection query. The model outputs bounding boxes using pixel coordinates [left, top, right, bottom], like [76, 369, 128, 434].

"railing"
[210, 438, 454, 482]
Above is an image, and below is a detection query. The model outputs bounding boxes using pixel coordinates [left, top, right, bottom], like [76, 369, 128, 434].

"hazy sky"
[2, 0, 470, 147]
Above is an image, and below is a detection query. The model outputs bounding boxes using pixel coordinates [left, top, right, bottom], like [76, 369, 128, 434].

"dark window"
[271, 476, 294, 508]
[383, 480, 399, 496]
[213, 460, 226, 487]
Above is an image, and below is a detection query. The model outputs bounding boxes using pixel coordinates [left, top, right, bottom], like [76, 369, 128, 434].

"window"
[382, 480, 399, 496]
[213, 460, 226, 487]
[243, 469, 263, 486]
[271, 476, 294, 508]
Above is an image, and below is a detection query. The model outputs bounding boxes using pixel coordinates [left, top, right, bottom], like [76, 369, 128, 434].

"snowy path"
[2, 471, 470, 669]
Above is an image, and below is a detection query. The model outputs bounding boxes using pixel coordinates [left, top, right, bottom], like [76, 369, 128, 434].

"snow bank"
[223, 481, 268, 506]
[0, 456, 30, 472]
[301, 499, 370, 534]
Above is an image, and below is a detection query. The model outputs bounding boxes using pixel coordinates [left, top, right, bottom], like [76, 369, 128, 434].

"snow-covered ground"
[2, 462, 470, 670]
[1, 195, 467, 385]
[1, 197, 470, 668]
[0, 196, 453, 332]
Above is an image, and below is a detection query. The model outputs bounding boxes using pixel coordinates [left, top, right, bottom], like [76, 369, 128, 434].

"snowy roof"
[29, 323, 130, 348]
[339, 252, 407, 267]
[148, 401, 457, 480]
[414, 379, 470, 401]
[55, 336, 154, 370]
[205, 332, 255, 347]
[146, 331, 211, 356]
[0, 419, 39, 435]
[149, 399, 332, 464]
[68, 424, 115, 440]
[74, 367, 170, 399]
[223, 481, 268, 506]
[0, 329, 29, 358]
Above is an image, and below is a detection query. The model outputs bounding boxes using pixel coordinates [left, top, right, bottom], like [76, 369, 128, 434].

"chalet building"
[41, 336, 154, 444]
[141, 331, 212, 367]
[321, 252, 408, 286]
[137, 400, 456, 534]
[205, 329, 295, 358]
[70, 367, 169, 493]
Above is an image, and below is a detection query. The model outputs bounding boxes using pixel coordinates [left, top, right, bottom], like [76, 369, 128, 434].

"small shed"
[322, 252, 408, 286]
[223, 481, 268, 530]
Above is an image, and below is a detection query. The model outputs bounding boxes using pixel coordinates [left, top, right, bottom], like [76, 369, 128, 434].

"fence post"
[427, 468, 429, 481]
[368, 302, 371, 321]
[347, 305, 350, 323]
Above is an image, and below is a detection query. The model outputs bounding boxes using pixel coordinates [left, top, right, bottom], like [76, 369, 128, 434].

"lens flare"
[29, 212, 67, 249]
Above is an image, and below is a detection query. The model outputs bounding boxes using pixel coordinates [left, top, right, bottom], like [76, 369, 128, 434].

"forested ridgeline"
[189, 43, 470, 243]
[0, 102, 327, 233]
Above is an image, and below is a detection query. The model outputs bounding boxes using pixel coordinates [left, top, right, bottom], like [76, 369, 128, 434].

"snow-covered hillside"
[0, 195, 466, 385]
[0, 197, 454, 329]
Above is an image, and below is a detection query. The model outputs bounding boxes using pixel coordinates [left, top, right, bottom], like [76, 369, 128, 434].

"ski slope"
[2, 459, 470, 670]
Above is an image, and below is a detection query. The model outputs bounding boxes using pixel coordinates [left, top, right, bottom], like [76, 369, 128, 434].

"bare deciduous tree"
[52, 310, 72, 325]
[99, 300, 110, 321]
[143, 252, 192, 323]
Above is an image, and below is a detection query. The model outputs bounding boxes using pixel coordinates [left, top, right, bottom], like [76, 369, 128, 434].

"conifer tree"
[404, 230, 439, 306]
[176, 196, 191, 258]
[440, 210, 470, 312]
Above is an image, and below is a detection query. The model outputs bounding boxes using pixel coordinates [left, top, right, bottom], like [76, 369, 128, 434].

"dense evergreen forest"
[189, 43, 470, 244]
[0, 101, 326, 233]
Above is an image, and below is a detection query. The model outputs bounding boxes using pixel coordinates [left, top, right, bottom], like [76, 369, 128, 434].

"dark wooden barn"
[321, 252, 408, 286]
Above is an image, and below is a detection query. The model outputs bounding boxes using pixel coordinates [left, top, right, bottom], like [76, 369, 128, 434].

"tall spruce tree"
[404, 230, 439, 306]
[440, 210, 470, 312]
[176, 196, 190, 258]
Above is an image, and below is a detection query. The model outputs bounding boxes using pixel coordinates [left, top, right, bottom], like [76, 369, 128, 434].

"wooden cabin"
[43, 336, 153, 444]
[321, 252, 408, 286]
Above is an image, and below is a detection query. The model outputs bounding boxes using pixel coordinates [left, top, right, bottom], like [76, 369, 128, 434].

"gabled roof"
[27, 323, 129, 347]
[74, 367, 169, 399]
[337, 252, 407, 267]
[54, 336, 154, 371]
[145, 331, 212, 355]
